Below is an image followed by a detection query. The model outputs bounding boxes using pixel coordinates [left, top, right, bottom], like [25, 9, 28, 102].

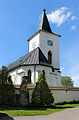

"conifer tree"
[32, 72, 54, 106]
[0, 66, 15, 105]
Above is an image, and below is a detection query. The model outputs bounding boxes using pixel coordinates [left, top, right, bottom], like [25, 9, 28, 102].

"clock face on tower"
[47, 40, 53, 46]
[32, 42, 36, 48]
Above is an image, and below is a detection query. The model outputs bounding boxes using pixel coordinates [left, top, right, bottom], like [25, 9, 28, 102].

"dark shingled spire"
[38, 8, 52, 33]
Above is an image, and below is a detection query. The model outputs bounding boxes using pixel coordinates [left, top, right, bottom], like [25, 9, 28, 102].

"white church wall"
[40, 31, 60, 69]
[9, 70, 17, 85]
[9, 66, 35, 85]
[16, 75, 22, 85]
[36, 65, 61, 87]
[55, 69, 61, 86]
[29, 33, 40, 52]
[9, 65, 61, 86]
[21, 66, 35, 84]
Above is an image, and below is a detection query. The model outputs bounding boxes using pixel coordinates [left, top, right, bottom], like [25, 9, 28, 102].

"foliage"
[0, 66, 13, 85]
[0, 84, 15, 105]
[61, 76, 73, 87]
[0, 66, 15, 105]
[0, 103, 79, 116]
[32, 72, 54, 106]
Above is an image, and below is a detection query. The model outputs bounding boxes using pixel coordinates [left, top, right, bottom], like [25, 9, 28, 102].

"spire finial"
[43, 8, 46, 12]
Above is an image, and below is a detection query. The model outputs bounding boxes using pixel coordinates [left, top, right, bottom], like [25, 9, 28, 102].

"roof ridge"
[8, 47, 53, 71]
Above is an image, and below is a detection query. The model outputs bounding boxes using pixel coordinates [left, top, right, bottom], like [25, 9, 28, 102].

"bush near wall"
[0, 84, 15, 105]
[0, 66, 15, 105]
[32, 72, 54, 106]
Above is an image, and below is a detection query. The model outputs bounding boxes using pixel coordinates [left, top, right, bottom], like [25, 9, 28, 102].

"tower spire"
[38, 9, 52, 33]
[43, 8, 46, 12]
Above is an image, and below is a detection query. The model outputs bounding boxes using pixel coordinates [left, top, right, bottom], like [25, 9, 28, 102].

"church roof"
[8, 47, 52, 71]
[38, 8, 52, 33]
[28, 9, 61, 41]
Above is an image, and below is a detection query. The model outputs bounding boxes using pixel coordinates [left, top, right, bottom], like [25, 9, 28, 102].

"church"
[8, 9, 61, 87]
[8, 9, 79, 104]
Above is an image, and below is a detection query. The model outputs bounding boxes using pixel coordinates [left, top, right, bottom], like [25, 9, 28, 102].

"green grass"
[0, 104, 79, 116]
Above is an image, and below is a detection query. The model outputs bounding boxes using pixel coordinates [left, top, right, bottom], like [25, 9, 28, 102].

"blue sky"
[0, 0, 79, 86]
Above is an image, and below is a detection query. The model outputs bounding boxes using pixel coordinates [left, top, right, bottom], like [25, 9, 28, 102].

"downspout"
[34, 65, 36, 84]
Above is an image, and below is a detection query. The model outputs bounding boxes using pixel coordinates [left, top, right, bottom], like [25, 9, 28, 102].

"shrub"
[0, 84, 15, 105]
[32, 72, 54, 106]
[0, 65, 15, 105]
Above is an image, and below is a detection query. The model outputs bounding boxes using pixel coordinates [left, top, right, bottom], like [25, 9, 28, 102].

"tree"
[32, 72, 54, 106]
[0, 66, 13, 85]
[61, 76, 74, 87]
[0, 66, 15, 105]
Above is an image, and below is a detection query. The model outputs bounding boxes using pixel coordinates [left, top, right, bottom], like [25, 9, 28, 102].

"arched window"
[28, 70, 31, 83]
[48, 51, 52, 64]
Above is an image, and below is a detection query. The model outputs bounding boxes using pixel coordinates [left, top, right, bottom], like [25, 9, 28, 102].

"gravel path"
[13, 106, 79, 120]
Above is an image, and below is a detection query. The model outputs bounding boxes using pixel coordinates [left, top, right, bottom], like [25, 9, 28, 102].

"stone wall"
[28, 87, 79, 104]
[15, 86, 79, 104]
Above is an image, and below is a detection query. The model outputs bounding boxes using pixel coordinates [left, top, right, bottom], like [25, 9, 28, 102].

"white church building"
[8, 9, 79, 104]
[8, 9, 61, 87]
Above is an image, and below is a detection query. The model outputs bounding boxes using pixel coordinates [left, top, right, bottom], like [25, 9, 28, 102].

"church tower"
[8, 9, 61, 87]
[29, 9, 61, 69]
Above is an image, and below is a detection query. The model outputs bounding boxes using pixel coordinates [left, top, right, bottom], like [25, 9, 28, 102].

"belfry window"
[48, 51, 52, 64]
[28, 70, 31, 83]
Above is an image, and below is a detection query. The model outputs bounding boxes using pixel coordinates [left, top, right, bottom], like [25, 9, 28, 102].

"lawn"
[0, 104, 79, 116]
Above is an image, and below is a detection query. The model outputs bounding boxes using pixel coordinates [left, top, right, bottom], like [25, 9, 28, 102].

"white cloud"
[47, 7, 71, 26]
[72, 75, 79, 81]
[72, 75, 79, 87]
[71, 16, 77, 20]
[71, 25, 76, 30]
[61, 67, 64, 71]
[68, 63, 79, 87]
[61, 47, 79, 87]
